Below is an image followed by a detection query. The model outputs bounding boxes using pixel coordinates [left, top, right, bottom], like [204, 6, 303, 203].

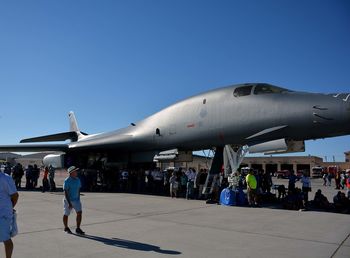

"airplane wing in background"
[0, 144, 69, 152]
[20, 132, 79, 143]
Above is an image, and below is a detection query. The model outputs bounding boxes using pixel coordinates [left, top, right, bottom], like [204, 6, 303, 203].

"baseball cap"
[67, 166, 79, 174]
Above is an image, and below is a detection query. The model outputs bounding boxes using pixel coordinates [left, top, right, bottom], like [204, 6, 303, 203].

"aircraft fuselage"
[70, 83, 350, 153]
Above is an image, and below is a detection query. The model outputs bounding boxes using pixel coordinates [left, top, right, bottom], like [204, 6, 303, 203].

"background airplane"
[0, 83, 349, 175]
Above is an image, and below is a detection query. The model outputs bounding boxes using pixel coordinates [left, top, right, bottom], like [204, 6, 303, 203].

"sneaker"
[64, 227, 72, 234]
[75, 228, 85, 235]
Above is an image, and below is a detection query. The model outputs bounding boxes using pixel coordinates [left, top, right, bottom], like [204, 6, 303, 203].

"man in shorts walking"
[0, 167, 19, 258]
[63, 166, 85, 235]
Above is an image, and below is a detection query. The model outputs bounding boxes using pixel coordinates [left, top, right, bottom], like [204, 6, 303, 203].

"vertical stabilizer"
[69, 111, 79, 132]
[19, 112, 83, 143]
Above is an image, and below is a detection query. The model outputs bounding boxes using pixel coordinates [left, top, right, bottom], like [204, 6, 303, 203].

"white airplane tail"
[69, 111, 80, 132]
[19, 112, 84, 143]
[68, 111, 88, 141]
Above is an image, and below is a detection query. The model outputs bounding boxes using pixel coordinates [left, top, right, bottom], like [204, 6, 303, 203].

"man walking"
[63, 166, 85, 235]
[245, 169, 258, 207]
[0, 166, 19, 258]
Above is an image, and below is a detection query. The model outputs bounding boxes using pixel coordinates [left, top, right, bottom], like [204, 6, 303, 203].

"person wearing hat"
[63, 166, 85, 234]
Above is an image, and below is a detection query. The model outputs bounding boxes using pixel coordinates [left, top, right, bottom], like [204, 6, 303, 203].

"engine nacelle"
[249, 139, 305, 155]
[153, 149, 193, 162]
[43, 154, 65, 168]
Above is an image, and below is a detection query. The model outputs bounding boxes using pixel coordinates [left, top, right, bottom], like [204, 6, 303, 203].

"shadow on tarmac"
[76, 234, 181, 255]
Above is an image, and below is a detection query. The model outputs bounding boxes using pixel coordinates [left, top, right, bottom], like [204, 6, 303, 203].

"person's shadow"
[76, 234, 181, 255]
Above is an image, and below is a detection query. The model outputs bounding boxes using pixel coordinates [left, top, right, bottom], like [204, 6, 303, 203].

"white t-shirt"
[0, 172, 17, 218]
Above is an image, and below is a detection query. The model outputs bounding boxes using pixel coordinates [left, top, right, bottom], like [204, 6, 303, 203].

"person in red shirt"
[42, 167, 49, 192]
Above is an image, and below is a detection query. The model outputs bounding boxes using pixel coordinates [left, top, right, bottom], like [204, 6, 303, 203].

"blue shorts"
[0, 216, 11, 242]
[63, 199, 82, 216]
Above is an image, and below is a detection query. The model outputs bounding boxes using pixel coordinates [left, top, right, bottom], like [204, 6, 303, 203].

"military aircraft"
[0, 83, 349, 177]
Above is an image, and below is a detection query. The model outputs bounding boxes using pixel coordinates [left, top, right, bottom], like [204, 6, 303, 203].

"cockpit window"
[233, 86, 253, 97]
[254, 84, 290, 95]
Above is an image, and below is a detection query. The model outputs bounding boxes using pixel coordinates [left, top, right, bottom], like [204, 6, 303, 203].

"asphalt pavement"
[11, 178, 350, 258]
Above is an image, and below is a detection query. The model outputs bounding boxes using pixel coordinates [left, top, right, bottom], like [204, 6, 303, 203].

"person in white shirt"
[0, 168, 19, 258]
[301, 172, 311, 207]
[185, 168, 197, 199]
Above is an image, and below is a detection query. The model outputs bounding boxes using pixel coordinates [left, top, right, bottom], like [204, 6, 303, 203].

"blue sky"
[0, 0, 349, 161]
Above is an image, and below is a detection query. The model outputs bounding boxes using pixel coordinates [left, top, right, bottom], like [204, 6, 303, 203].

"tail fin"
[68, 111, 88, 141]
[69, 111, 79, 132]
[20, 111, 84, 143]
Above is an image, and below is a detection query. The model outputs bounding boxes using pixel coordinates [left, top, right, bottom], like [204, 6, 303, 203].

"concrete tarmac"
[11, 187, 350, 258]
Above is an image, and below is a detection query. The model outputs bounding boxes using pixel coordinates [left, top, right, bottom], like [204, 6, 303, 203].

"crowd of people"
[1, 163, 56, 192]
[239, 169, 350, 213]
[2, 162, 350, 213]
[322, 170, 348, 189]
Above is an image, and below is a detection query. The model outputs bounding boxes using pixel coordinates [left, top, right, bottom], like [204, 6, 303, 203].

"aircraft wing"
[245, 125, 305, 154]
[246, 125, 288, 142]
[20, 132, 78, 143]
[0, 144, 69, 152]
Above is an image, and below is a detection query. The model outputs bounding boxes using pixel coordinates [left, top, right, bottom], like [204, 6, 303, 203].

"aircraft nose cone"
[314, 93, 350, 127]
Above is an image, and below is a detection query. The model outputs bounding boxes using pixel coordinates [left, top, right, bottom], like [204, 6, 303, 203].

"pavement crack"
[330, 231, 350, 258]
